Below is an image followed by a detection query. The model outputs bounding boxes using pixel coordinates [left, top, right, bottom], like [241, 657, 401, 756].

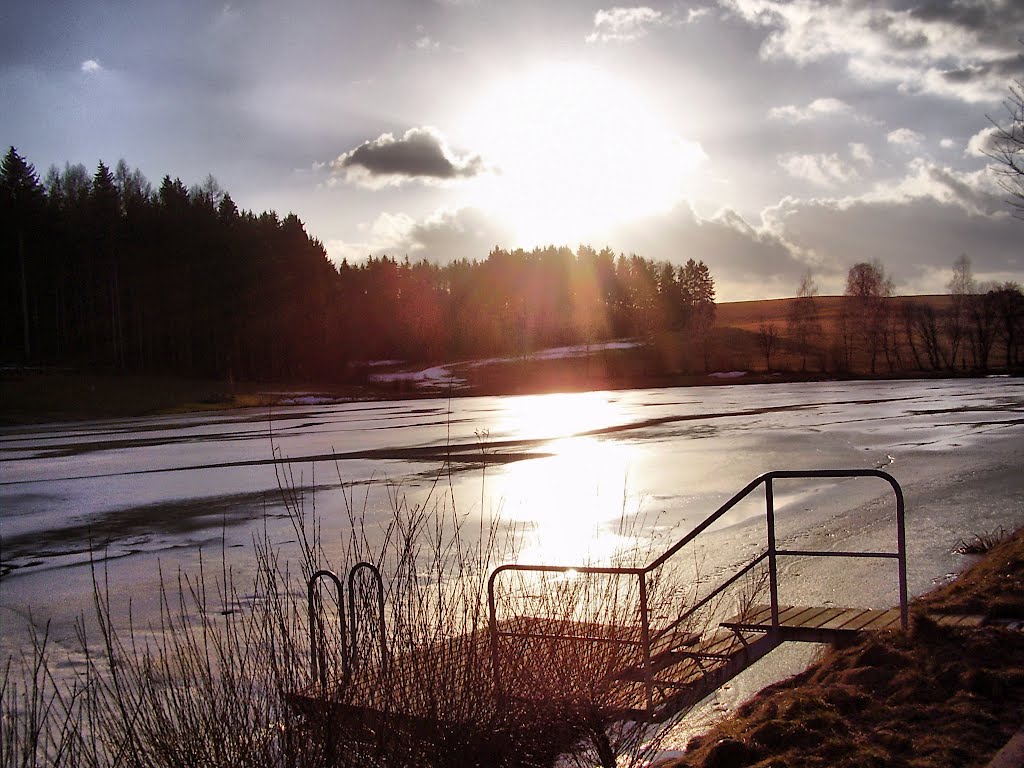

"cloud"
[940, 138, 956, 149]
[326, 207, 513, 266]
[329, 127, 484, 188]
[768, 97, 854, 122]
[887, 127, 924, 147]
[967, 124, 1001, 157]
[849, 142, 873, 167]
[80, 59, 103, 73]
[611, 202, 810, 300]
[614, 157, 1022, 299]
[722, 0, 1024, 102]
[327, 159, 1024, 302]
[586, 7, 664, 43]
[414, 25, 440, 52]
[761, 159, 1019, 294]
[780, 153, 859, 187]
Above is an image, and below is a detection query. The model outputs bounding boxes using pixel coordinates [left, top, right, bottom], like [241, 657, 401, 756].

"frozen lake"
[2, 377, 1024, 672]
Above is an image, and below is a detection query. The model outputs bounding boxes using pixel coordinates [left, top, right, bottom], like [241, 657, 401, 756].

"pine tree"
[1, 147, 45, 359]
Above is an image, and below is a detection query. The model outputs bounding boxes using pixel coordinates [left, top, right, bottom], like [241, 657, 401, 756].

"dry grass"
[1, 453, 717, 768]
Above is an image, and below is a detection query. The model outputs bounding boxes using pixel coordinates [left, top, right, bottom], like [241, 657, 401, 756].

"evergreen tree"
[1, 147, 46, 359]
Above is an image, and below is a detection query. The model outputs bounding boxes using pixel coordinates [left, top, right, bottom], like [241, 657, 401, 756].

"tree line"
[773, 258, 1023, 375]
[1, 148, 716, 382]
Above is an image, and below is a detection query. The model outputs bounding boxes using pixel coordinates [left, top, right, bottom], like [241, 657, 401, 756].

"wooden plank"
[860, 608, 903, 631]
[842, 608, 888, 631]
[783, 606, 832, 628]
[775, 605, 813, 625]
[815, 607, 868, 631]
[797, 607, 848, 629]
[721, 603, 774, 628]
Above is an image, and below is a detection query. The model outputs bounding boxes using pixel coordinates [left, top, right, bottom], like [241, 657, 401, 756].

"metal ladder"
[308, 561, 388, 690]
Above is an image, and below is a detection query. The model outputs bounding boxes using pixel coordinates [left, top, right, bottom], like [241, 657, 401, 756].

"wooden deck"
[721, 603, 904, 643]
[292, 604, 985, 730]
[720, 603, 983, 642]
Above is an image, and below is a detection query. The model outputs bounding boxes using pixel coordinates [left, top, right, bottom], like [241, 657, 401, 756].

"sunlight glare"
[457, 61, 705, 246]
[492, 391, 626, 441]
[489, 436, 646, 566]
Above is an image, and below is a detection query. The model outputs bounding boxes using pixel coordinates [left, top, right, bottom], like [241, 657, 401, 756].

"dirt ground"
[660, 527, 1024, 768]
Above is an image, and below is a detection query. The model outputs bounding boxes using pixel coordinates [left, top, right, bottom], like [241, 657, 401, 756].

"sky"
[3, 0, 1023, 301]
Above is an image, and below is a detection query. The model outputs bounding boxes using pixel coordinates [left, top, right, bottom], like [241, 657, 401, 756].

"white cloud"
[940, 138, 956, 149]
[414, 25, 440, 52]
[586, 6, 664, 43]
[80, 59, 103, 73]
[849, 142, 873, 167]
[887, 128, 924, 147]
[722, 0, 1023, 103]
[780, 153, 858, 187]
[768, 97, 853, 122]
[967, 125, 1001, 157]
[761, 160, 1019, 294]
[326, 207, 512, 266]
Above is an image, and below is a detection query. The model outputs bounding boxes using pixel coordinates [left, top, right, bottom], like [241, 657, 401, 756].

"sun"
[456, 61, 705, 246]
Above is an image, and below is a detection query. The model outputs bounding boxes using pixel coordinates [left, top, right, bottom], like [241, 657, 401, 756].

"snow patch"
[709, 371, 747, 379]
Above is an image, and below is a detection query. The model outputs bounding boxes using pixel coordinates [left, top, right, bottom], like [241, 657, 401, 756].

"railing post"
[308, 570, 346, 689]
[348, 562, 388, 682]
[487, 569, 504, 706]
[637, 572, 654, 714]
[893, 480, 909, 630]
[765, 477, 780, 629]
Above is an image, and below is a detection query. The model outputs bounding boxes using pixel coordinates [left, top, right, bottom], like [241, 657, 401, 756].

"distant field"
[716, 294, 951, 329]
[711, 295, 963, 375]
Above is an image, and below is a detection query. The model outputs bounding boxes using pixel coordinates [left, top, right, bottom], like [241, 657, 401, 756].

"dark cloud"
[907, 0, 1024, 32]
[406, 208, 514, 264]
[763, 165, 1021, 293]
[866, 13, 928, 50]
[331, 127, 483, 187]
[611, 203, 809, 299]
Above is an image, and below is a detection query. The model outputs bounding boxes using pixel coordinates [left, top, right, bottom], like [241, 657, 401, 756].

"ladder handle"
[348, 561, 388, 676]
[308, 569, 346, 689]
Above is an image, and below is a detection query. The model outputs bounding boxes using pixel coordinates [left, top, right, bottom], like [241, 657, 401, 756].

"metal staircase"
[297, 469, 909, 733]
[486, 468, 909, 722]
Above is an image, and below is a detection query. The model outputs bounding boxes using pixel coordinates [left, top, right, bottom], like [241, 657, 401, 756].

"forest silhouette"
[1, 148, 716, 384]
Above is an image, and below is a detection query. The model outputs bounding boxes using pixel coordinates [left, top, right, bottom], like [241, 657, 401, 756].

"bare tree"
[845, 260, 894, 374]
[757, 319, 779, 372]
[901, 302, 943, 371]
[787, 271, 820, 371]
[991, 282, 1024, 367]
[968, 288, 1000, 370]
[943, 254, 975, 369]
[985, 75, 1024, 218]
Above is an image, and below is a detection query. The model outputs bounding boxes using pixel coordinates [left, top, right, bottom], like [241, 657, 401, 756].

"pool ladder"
[308, 562, 388, 690]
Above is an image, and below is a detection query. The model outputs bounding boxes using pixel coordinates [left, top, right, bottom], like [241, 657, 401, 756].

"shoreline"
[1, 363, 1014, 427]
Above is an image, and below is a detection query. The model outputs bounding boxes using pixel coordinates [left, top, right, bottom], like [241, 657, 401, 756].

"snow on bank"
[708, 371, 747, 380]
[367, 340, 642, 390]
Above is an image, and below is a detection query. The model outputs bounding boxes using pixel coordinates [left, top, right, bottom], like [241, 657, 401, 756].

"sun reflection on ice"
[489, 435, 649, 566]
[492, 391, 627, 441]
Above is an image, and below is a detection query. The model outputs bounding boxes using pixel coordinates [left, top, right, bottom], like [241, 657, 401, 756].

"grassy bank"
[664, 527, 1024, 768]
[0, 369, 379, 424]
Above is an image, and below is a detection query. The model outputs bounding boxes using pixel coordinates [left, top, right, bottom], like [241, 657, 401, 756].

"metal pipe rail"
[308, 561, 387, 690]
[486, 468, 908, 716]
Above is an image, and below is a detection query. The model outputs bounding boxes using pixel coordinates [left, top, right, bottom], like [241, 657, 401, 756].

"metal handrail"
[487, 468, 909, 714]
[347, 561, 388, 677]
[309, 569, 346, 690]
[308, 562, 389, 689]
